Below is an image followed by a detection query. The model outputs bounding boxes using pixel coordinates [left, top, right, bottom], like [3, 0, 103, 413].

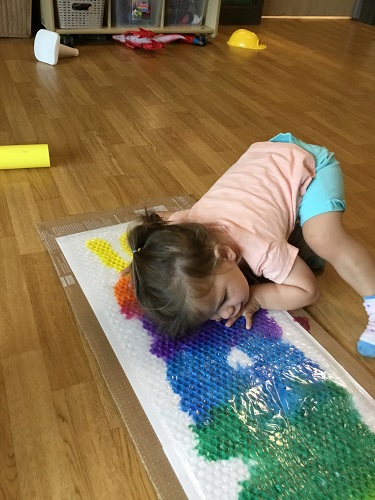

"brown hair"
[126, 210, 218, 337]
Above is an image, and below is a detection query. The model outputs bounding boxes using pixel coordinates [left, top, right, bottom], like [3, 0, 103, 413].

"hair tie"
[132, 248, 141, 254]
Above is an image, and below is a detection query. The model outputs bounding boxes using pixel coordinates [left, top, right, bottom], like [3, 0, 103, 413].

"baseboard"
[262, 15, 351, 19]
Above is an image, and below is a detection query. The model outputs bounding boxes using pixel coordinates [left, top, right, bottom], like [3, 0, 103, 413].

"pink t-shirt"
[169, 141, 316, 283]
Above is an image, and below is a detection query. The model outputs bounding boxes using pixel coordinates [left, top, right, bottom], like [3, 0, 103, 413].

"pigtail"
[127, 209, 167, 255]
[127, 209, 168, 303]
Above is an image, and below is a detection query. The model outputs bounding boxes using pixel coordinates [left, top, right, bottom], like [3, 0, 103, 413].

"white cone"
[34, 29, 79, 65]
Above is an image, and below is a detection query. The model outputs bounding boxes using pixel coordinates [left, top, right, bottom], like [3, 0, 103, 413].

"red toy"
[113, 29, 207, 50]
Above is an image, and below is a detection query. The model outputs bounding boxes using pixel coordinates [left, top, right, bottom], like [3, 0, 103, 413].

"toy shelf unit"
[40, 0, 221, 36]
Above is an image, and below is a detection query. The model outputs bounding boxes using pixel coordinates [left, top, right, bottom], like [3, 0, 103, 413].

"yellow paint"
[86, 238, 130, 272]
[119, 232, 133, 258]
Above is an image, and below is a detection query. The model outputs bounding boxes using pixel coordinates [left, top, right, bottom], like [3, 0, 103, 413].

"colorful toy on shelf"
[165, 0, 203, 25]
[113, 29, 207, 50]
[132, 0, 151, 20]
[0, 144, 50, 170]
[227, 29, 266, 50]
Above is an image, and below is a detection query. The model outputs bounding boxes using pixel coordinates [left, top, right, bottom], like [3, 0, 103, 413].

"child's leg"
[288, 221, 326, 271]
[302, 212, 375, 357]
[271, 133, 375, 355]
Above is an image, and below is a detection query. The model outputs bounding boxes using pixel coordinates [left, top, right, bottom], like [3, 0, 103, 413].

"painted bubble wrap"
[57, 224, 375, 500]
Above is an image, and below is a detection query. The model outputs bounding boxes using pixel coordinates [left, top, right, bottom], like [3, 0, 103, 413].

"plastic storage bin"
[55, 0, 105, 28]
[164, 0, 206, 25]
[111, 0, 161, 27]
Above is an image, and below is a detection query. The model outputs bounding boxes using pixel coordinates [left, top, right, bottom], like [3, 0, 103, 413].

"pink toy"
[113, 28, 207, 50]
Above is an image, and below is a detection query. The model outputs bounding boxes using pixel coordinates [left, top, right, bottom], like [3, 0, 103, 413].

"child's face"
[206, 260, 250, 324]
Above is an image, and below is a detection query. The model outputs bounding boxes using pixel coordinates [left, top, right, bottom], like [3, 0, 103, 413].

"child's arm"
[252, 255, 319, 309]
[226, 256, 319, 329]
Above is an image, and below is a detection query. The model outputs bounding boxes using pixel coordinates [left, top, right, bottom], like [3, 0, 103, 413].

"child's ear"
[214, 244, 237, 262]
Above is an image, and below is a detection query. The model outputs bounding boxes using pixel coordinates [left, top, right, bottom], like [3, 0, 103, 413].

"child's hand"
[225, 295, 261, 330]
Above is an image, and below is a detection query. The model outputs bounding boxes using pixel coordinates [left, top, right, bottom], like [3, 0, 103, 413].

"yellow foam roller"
[0, 144, 50, 170]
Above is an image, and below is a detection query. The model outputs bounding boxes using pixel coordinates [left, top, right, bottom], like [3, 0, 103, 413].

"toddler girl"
[127, 133, 375, 357]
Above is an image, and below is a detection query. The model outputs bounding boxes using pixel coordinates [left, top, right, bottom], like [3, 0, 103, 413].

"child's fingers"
[225, 314, 240, 328]
[245, 314, 253, 330]
[225, 311, 254, 329]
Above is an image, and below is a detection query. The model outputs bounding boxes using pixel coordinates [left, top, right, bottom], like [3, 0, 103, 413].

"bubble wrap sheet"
[57, 223, 375, 500]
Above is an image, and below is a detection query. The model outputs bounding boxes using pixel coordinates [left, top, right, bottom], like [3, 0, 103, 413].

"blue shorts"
[269, 132, 346, 226]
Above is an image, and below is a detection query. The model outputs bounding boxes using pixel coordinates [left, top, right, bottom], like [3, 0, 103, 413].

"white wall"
[263, 0, 356, 17]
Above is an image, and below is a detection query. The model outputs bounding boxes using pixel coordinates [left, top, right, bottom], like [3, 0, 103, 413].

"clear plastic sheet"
[54, 221, 375, 499]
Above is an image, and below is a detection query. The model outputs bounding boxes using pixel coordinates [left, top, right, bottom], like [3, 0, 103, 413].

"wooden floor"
[0, 18, 374, 499]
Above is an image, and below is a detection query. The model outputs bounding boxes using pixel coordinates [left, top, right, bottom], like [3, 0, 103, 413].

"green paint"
[192, 380, 375, 499]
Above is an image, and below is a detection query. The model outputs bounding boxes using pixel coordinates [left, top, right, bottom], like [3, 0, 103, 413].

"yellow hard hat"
[227, 29, 266, 50]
